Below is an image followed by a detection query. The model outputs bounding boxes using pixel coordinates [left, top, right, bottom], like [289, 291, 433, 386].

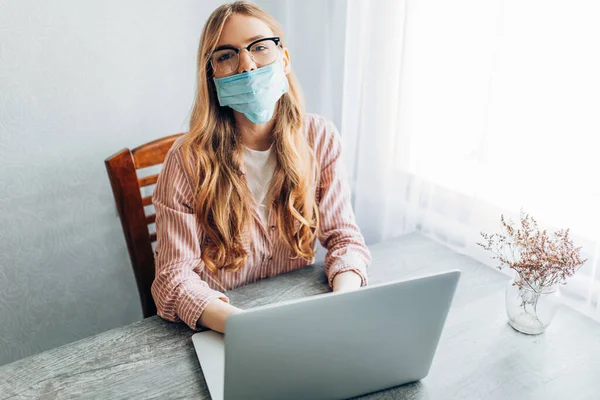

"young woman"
[151, 1, 371, 334]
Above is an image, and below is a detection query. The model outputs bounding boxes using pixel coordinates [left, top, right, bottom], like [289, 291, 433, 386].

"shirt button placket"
[260, 221, 275, 279]
[260, 256, 267, 279]
[268, 225, 275, 261]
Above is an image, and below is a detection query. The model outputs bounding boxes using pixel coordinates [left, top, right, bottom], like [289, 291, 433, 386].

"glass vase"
[505, 272, 561, 335]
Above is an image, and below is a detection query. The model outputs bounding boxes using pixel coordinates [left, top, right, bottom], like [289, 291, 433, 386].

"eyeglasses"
[210, 37, 281, 77]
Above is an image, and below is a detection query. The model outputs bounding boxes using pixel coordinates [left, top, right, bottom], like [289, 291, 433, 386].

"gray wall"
[0, 0, 226, 366]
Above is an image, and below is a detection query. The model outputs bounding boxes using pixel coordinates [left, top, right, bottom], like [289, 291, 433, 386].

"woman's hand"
[332, 270, 363, 293]
[198, 299, 243, 333]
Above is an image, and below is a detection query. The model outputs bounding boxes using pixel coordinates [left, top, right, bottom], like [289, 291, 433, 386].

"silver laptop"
[192, 270, 460, 400]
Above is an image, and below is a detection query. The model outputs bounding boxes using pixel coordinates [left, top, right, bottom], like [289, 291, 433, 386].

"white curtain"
[260, 0, 600, 319]
[342, 0, 600, 319]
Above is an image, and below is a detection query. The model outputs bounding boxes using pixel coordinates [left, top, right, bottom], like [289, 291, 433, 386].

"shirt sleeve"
[317, 121, 371, 288]
[151, 146, 229, 330]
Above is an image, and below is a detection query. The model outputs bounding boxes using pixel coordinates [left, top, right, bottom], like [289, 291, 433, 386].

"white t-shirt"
[242, 145, 276, 226]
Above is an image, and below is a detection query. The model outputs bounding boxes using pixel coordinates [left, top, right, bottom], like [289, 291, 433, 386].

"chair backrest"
[105, 133, 183, 318]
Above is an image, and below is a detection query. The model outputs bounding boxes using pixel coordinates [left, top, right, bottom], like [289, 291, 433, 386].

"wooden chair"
[105, 133, 183, 318]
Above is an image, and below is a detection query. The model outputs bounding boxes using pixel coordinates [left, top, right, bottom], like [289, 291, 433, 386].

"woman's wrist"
[198, 299, 243, 333]
[332, 270, 363, 292]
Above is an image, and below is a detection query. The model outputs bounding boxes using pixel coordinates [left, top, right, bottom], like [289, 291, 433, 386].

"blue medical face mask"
[213, 59, 289, 124]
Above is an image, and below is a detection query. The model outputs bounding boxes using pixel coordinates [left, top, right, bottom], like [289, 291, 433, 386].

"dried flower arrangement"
[478, 210, 587, 291]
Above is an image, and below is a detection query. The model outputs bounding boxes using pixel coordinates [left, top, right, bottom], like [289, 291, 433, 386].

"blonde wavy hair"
[182, 1, 319, 273]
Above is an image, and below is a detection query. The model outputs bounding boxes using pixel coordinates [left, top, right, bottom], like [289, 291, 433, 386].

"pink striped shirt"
[151, 114, 371, 330]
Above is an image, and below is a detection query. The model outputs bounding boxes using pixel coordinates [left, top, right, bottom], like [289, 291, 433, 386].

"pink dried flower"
[478, 210, 587, 289]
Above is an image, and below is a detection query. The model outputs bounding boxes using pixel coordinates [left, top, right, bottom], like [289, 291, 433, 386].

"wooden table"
[2, 233, 599, 399]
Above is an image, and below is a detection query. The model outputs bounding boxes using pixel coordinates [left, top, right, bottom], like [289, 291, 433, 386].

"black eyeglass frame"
[208, 36, 282, 74]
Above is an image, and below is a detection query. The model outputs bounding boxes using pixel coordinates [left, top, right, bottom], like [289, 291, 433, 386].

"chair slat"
[132, 133, 184, 169]
[138, 174, 158, 187]
[150, 233, 157, 242]
[146, 214, 156, 225]
[142, 196, 152, 207]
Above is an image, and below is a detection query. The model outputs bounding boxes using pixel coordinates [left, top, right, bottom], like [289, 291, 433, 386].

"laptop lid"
[222, 270, 460, 400]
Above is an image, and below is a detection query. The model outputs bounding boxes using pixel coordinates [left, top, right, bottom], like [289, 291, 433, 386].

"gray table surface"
[2, 232, 600, 400]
